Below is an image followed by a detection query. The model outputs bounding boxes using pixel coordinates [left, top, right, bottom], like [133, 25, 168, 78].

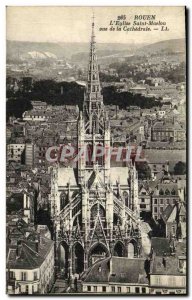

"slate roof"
[161, 204, 176, 223]
[7, 235, 54, 270]
[84, 256, 148, 284]
[57, 167, 78, 187]
[151, 237, 171, 256]
[110, 257, 148, 284]
[152, 256, 185, 276]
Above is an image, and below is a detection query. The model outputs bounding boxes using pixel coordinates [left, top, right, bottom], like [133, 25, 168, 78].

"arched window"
[123, 191, 129, 207]
[165, 189, 170, 195]
[60, 192, 68, 210]
[171, 189, 176, 195]
[114, 242, 125, 257]
[73, 243, 84, 274]
[159, 189, 164, 195]
[86, 144, 93, 166]
[91, 204, 105, 219]
[113, 213, 122, 226]
[127, 242, 135, 258]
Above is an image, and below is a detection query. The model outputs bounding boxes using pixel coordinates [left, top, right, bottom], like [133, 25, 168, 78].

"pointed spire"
[84, 14, 104, 116]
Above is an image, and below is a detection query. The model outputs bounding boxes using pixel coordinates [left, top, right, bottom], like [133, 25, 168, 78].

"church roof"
[57, 167, 78, 187]
[87, 170, 105, 189]
[110, 167, 129, 186]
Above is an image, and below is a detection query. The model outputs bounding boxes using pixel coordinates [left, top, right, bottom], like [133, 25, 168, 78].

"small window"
[135, 287, 140, 293]
[26, 285, 29, 294]
[21, 272, 27, 281]
[141, 198, 145, 203]
[127, 287, 130, 293]
[34, 271, 38, 280]
[154, 199, 157, 204]
[9, 271, 14, 279]
[142, 287, 146, 293]
[87, 286, 91, 292]
[111, 286, 115, 292]
[102, 286, 106, 292]
[140, 204, 146, 209]
[160, 199, 164, 204]
[118, 287, 121, 293]
[154, 207, 157, 213]
[93, 286, 97, 292]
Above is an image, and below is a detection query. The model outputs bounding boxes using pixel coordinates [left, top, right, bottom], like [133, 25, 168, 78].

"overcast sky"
[6, 6, 185, 44]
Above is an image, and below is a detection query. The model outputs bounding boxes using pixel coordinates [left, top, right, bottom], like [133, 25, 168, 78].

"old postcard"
[6, 6, 186, 295]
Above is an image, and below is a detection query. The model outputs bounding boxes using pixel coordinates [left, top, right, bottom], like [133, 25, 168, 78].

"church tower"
[50, 16, 144, 279]
[78, 16, 110, 186]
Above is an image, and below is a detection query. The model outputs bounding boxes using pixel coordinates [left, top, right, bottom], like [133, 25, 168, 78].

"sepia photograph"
[6, 6, 186, 295]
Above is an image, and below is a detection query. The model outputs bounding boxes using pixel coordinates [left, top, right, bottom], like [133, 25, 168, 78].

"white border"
[1, 1, 191, 299]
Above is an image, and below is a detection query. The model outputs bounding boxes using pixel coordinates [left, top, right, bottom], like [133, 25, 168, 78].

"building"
[6, 231, 55, 295]
[31, 101, 47, 110]
[149, 238, 186, 294]
[138, 185, 152, 217]
[7, 143, 25, 163]
[159, 201, 186, 239]
[129, 86, 147, 95]
[151, 182, 184, 220]
[22, 111, 48, 122]
[25, 143, 34, 167]
[82, 256, 149, 294]
[49, 19, 147, 279]
[151, 120, 186, 142]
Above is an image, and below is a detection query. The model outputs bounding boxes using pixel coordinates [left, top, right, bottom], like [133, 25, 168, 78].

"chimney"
[16, 242, 22, 258]
[35, 234, 40, 253]
[162, 257, 166, 269]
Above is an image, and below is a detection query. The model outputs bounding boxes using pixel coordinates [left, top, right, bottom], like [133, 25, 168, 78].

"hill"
[135, 38, 185, 55]
[7, 40, 144, 62]
[7, 40, 65, 61]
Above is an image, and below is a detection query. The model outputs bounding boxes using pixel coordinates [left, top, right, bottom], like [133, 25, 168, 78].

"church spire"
[84, 14, 104, 116]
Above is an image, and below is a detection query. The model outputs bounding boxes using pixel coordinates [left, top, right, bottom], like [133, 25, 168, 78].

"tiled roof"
[7, 235, 54, 270]
[161, 204, 176, 223]
[84, 256, 148, 284]
[152, 256, 185, 276]
[151, 237, 171, 256]
[110, 257, 148, 284]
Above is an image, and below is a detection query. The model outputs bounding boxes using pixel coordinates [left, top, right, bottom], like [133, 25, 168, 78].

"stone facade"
[49, 19, 144, 278]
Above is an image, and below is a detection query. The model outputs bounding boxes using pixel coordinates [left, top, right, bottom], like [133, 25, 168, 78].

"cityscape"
[6, 7, 186, 295]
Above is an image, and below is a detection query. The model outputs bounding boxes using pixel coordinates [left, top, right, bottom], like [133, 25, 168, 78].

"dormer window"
[159, 189, 164, 195]
[165, 189, 170, 195]
[171, 189, 176, 195]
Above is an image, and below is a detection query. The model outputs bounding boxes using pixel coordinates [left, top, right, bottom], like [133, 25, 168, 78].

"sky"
[6, 6, 185, 44]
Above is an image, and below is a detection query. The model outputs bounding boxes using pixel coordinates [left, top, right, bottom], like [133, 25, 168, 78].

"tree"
[174, 161, 186, 175]
[6, 97, 33, 120]
[136, 161, 151, 180]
